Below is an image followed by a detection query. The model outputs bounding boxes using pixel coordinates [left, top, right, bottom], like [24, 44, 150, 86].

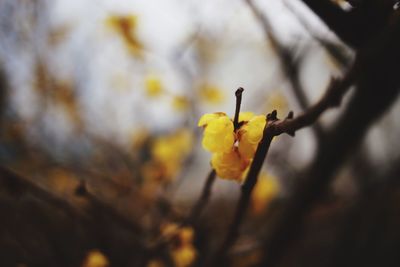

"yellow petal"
[238, 111, 255, 122]
[198, 112, 227, 127]
[211, 150, 249, 181]
[202, 116, 234, 153]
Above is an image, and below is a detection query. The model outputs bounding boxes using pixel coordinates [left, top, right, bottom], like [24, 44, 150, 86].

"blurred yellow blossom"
[199, 113, 234, 153]
[211, 150, 249, 181]
[199, 85, 225, 104]
[171, 245, 197, 267]
[81, 250, 109, 267]
[149, 129, 193, 181]
[251, 173, 279, 214]
[265, 91, 288, 116]
[145, 75, 163, 97]
[106, 14, 142, 56]
[179, 227, 195, 244]
[160, 223, 197, 267]
[172, 96, 190, 111]
[147, 260, 165, 267]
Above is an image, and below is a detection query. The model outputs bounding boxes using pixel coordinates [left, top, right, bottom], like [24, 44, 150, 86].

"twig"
[233, 87, 244, 130]
[282, 0, 353, 70]
[245, 0, 325, 139]
[185, 169, 216, 225]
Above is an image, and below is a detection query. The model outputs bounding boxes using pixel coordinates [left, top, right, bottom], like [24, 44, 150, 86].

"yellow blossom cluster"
[154, 223, 197, 267]
[142, 129, 193, 182]
[251, 172, 279, 214]
[198, 112, 267, 181]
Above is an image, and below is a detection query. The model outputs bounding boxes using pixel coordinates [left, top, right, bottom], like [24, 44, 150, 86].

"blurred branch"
[298, 0, 394, 48]
[185, 169, 216, 225]
[245, 0, 325, 139]
[260, 12, 400, 267]
[0, 166, 148, 265]
[283, 0, 353, 70]
[0, 66, 6, 131]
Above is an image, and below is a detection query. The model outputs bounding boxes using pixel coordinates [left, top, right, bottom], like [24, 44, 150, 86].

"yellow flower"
[145, 75, 163, 97]
[199, 85, 225, 104]
[211, 150, 249, 181]
[81, 250, 109, 267]
[251, 173, 279, 214]
[171, 245, 197, 267]
[198, 113, 234, 153]
[238, 115, 266, 160]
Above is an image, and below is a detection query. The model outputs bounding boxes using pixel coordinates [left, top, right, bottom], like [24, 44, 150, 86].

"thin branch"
[185, 169, 216, 225]
[283, 0, 353, 70]
[245, 0, 325, 139]
[75, 181, 143, 235]
[233, 87, 244, 130]
[298, 0, 394, 48]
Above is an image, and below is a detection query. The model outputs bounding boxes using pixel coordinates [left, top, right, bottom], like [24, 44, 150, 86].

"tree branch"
[185, 169, 216, 225]
[245, 0, 325, 139]
[259, 12, 400, 267]
[299, 0, 394, 48]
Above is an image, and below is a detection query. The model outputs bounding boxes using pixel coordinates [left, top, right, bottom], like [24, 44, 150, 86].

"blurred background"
[1, 0, 400, 266]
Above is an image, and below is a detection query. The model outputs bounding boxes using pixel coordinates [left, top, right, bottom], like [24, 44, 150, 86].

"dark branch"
[299, 0, 394, 48]
[185, 169, 216, 225]
[233, 87, 244, 130]
[260, 12, 400, 267]
[245, 0, 325, 139]
[213, 112, 276, 265]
